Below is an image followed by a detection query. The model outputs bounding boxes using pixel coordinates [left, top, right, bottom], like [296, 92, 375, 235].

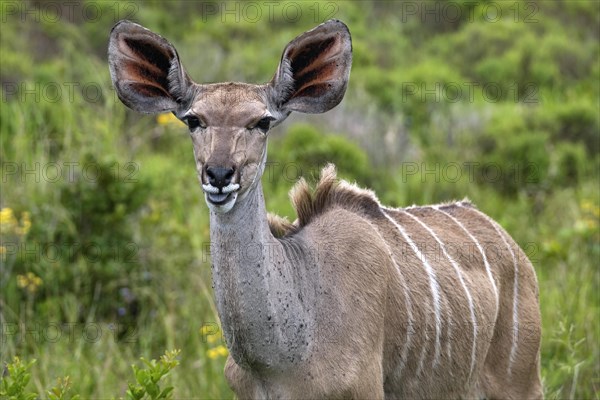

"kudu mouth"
[202, 182, 240, 207]
[200, 164, 242, 212]
[200, 144, 268, 213]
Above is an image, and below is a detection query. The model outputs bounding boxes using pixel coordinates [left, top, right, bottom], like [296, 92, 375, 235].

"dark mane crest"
[289, 164, 381, 229]
[267, 164, 381, 238]
[267, 213, 296, 238]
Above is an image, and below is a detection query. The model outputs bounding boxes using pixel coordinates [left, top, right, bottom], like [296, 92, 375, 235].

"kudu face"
[108, 20, 352, 213]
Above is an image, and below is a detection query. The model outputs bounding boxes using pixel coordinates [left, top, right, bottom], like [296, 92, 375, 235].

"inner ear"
[118, 36, 175, 97]
[108, 20, 193, 114]
[285, 36, 341, 100]
[270, 20, 352, 114]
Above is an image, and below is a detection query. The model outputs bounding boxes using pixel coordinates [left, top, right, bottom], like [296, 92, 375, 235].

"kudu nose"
[206, 166, 235, 189]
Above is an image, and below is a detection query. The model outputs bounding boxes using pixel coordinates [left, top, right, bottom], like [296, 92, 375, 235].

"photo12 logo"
[401, 81, 539, 104]
[2, 161, 139, 184]
[1, 1, 138, 23]
[198, 1, 339, 23]
[1, 81, 116, 104]
[2, 241, 139, 264]
[1, 322, 138, 344]
[399, 1, 539, 24]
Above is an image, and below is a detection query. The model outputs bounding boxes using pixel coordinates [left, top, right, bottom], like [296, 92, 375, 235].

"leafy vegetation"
[1, 1, 598, 398]
[1, 351, 179, 400]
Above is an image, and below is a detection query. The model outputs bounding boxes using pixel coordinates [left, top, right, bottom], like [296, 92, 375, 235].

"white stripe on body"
[366, 220, 415, 377]
[459, 205, 519, 375]
[404, 208, 478, 382]
[432, 206, 499, 324]
[382, 210, 442, 369]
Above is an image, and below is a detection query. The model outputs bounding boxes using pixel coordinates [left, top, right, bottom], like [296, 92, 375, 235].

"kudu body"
[109, 20, 542, 399]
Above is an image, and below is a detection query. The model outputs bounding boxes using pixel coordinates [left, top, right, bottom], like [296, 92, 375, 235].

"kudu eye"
[184, 116, 206, 132]
[249, 116, 275, 134]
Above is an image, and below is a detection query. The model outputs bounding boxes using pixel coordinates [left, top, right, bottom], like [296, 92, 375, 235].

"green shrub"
[1, 351, 179, 400]
[398, 60, 466, 133]
[527, 98, 600, 156]
[480, 130, 550, 196]
[431, 19, 528, 77]
[554, 101, 600, 155]
[125, 350, 180, 400]
[0, 357, 37, 400]
[469, 106, 551, 196]
[270, 123, 371, 184]
[4, 154, 151, 326]
[550, 142, 588, 187]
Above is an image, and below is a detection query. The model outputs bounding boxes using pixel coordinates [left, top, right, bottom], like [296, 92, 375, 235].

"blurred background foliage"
[0, 0, 598, 397]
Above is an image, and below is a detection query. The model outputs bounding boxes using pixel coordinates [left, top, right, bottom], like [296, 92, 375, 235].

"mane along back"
[268, 164, 382, 237]
[267, 164, 477, 238]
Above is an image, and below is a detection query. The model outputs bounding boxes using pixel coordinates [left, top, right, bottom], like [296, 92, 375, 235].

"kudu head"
[108, 20, 352, 213]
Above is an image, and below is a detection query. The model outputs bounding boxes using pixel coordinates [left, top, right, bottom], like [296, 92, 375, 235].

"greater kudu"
[108, 19, 543, 399]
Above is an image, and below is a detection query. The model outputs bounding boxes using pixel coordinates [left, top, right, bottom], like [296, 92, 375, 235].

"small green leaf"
[158, 386, 174, 399]
[146, 382, 159, 398]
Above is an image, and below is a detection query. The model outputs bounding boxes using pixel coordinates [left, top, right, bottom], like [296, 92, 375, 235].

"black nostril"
[206, 166, 235, 189]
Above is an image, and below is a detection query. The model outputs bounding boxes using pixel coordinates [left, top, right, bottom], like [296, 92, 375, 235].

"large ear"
[269, 20, 352, 114]
[108, 20, 193, 114]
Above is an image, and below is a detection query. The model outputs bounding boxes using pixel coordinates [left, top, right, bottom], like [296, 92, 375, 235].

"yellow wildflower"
[156, 113, 184, 126]
[207, 334, 219, 344]
[585, 218, 597, 230]
[200, 325, 217, 336]
[207, 345, 228, 359]
[581, 200, 600, 218]
[1, 208, 17, 230]
[579, 200, 599, 232]
[0, 246, 5, 255]
[15, 211, 31, 236]
[200, 323, 222, 335]
[16, 272, 43, 294]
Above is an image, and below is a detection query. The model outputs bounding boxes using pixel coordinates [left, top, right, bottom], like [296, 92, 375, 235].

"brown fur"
[267, 213, 296, 238]
[262, 164, 543, 399]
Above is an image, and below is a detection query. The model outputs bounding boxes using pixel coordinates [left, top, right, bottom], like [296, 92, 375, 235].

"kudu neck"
[209, 180, 271, 240]
[208, 180, 314, 371]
